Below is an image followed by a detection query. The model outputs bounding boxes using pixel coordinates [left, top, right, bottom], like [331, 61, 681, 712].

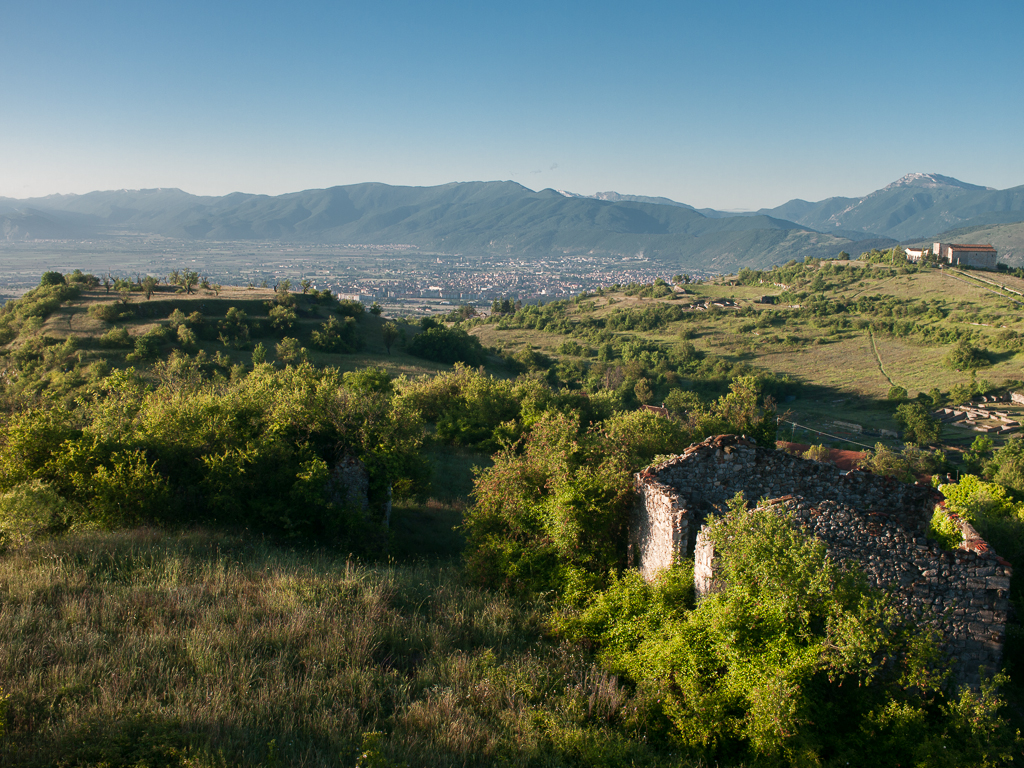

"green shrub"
[944, 339, 990, 371]
[310, 315, 360, 353]
[407, 325, 487, 366]
[887, 385, 908, 401]
[99, 326, 132, 348]
[66, 269, 99, 287]
[88, 303, 131, 323]
[928, 507, 962, 549]
[85, 449, 169, 528]
[342, 366, 393, 396]
[894, 402, 941, 444]
[558, 564, 695, 666]
[337, 299, 365, 317]
[251, 342, 267, 365]
[268, 304, 297, 332]
[858, 443, 944, 482]
[802, 444, 830, 462]
[986, 435, 1024, 494]
[218, 307, 250, 349]
[126, 332, 160, 362]
[167, 308, 188, 329]
[275, 336, 306, 365]
[0, 480, 69, 551]
[464, 412, 633, 596]
[557, 339, 585, 356]
[176, 325, 197, 348]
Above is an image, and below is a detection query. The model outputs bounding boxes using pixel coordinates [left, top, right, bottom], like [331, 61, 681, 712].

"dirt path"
[950, 268, 1024, 298]
[869, 329, 895, 387]
[943, 269, 1022, 304]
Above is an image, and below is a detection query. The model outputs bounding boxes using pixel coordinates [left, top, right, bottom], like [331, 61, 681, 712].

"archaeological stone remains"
[630, 434, 1012, 686]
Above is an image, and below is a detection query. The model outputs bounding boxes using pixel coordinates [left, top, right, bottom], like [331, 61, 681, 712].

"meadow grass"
[0, 529, 699, 768]
[32, 284, 458, 379]
[468, 266, 1024, 444]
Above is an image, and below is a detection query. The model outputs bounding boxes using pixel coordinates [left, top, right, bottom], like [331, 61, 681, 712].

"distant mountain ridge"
[880, 172, 992, 192]
[0, 181, 887, 272]
[557, 173, 1024, 240]
[1, 173, 1020, 271]
[748, 173, 1024, 240]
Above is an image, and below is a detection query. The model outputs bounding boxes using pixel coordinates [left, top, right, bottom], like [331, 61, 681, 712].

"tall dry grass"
[0, 529, 696, 767]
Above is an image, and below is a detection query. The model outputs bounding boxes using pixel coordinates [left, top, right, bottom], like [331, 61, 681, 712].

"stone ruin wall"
[631, 434, 1013, 686]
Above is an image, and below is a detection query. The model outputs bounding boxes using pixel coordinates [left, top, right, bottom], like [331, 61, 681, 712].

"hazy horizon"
[3, 0, 1022, 210]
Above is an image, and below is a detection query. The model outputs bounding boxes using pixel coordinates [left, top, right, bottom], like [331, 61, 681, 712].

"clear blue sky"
[2, 0, 1021, 209]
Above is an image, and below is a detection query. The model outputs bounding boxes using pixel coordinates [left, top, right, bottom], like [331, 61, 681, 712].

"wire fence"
[777, 419, 878, 451]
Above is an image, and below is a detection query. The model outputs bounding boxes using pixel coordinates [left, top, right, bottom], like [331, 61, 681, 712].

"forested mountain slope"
[0, 182, 882, 271]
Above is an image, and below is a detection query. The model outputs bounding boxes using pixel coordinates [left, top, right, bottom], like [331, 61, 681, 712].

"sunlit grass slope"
[0, 529, 694, 768]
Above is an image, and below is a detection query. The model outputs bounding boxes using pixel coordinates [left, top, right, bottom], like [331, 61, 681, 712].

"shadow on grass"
[391, 500, 466, 560]
[4, 711, 193, 768]
[988, 349, 1020, 366]
[388, 447, 493, 561]
[2, 708, 370, 768]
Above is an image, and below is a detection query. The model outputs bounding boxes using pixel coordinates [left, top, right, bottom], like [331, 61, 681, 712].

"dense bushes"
[857, 443, 945, 482]
[464, 377, 777, 597]
[407, 324, 487, 366]
[310, 315, 361, 353]
[893, 401, 942, 445]
[605, 304, 684, 332]
[394, 364, 611, 451]
[945, 338, 991, 371]
[463, 411, 638, 597]
[0, 363, 427, 544]
[932, 475, 1024, 577]
[561, 495, 1020, 764]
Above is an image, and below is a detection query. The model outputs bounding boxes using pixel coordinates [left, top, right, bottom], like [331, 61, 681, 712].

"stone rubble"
[631, 434, 1012, 687]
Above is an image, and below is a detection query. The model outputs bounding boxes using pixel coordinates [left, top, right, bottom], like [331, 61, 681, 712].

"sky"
[1, 0, 1022, 210]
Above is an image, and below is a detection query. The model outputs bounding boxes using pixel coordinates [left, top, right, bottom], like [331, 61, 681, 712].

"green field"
[469, 260, 1024, 451]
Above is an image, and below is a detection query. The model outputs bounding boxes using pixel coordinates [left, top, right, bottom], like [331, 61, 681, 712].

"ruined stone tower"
[631, 434, 1012, 686]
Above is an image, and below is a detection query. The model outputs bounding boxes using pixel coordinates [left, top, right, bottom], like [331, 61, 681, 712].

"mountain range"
[1, 173, 1021, 272]
[565, 174, 1024, 241]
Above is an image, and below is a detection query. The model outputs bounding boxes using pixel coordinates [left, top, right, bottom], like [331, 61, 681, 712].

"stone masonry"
[631, 434, 1013, 686]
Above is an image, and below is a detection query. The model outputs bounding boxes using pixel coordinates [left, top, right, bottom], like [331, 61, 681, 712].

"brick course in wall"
[631, 434, 1013, 686]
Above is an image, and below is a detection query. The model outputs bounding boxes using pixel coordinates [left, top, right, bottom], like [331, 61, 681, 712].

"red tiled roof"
[949, 244, 996, 251]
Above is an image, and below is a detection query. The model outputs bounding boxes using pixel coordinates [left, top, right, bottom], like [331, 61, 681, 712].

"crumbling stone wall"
[329, 455, 393, 527]
[633, 434, 1013, 686]
[329, 455, 370, 512]
[632, 475, 689, 581]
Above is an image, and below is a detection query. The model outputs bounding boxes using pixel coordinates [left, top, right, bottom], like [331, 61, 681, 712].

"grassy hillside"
[6, 257, 1024, 459]
[3, 264, 1024, 765]
[13, 282, 449, 380]
[469, 259, 1024, 450]
[1, 528, 688, 768]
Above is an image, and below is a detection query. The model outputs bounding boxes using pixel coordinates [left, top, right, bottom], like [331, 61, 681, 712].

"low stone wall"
[633, 434, 1013, 686]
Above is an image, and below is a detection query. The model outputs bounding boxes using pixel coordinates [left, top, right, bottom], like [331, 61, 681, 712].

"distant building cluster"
[905, 242, 998, 269]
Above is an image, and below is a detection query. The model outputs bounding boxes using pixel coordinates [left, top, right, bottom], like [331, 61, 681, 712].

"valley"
[2, 235, 1024, 766]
